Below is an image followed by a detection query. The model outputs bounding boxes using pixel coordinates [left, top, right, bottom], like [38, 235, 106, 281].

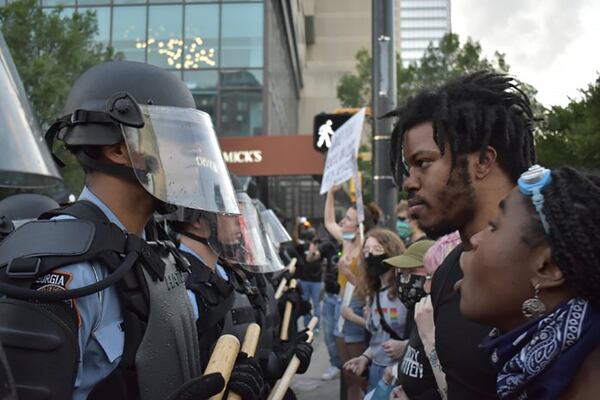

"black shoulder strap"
[375, 290, 401, 341]
[183, 251, 232, 298]
[40, 200, 106, 222]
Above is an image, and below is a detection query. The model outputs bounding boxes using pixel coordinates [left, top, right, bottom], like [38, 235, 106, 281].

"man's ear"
[474, 146, 498, 180]
[532, 246, 565, 290]
[101, 141, 131, 167]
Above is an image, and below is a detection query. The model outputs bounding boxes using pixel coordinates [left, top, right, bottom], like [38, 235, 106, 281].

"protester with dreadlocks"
[459, 166, 600, 399]
[387, 70, 536, 399]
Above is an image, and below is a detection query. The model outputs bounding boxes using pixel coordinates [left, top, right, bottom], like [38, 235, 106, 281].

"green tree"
[537, 75, 600, 168]
[0, 0, 116, 194]
[337, 33, 511, 107]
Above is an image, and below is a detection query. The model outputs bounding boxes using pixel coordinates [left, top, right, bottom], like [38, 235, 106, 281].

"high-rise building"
[398, 0, 451, 67]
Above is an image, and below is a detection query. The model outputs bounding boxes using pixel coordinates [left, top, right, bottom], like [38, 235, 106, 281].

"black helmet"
[44, 61, 240, 215]
[58, 61, 195, 147]
[0, 193, 60, 221]
[0, 193, 60, 240]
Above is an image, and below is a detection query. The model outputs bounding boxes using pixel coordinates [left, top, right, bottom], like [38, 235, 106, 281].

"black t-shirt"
[291, 243, 322, 282]
[397, 324, 441, 400]
[431, 244, 498, 400]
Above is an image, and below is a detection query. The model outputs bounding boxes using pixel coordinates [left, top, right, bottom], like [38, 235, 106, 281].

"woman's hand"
[382, 339, 407, 360]
[414, 295, 435, 346]
[343, 355, 369, 377]
[390, 385, 410, 400]
[382, 366, 395, 385]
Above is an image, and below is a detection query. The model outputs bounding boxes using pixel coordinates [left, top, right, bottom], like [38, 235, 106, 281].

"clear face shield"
[260, 209, 292, 246]
[217, 192, 273, 272]
[121, 104, 239, 214]
[0, 33, 62, 188]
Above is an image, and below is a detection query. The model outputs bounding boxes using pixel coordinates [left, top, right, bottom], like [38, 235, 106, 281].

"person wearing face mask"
[342, 229, 408, 392]
[383, 240, 437, 399]
[324, 186, 379, 400]
[395, 201, 413, 246]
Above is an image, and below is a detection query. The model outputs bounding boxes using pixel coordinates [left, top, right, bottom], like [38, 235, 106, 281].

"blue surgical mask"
[396, 218, 412, 239]
[342, 231, 357, 241]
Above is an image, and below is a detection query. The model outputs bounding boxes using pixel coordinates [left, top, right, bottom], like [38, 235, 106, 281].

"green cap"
[384, 240, 435, 269]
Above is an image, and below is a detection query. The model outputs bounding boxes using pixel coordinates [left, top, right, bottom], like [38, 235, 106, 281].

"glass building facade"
[11, 0, 302, 137]
[399, 0, 451, 66]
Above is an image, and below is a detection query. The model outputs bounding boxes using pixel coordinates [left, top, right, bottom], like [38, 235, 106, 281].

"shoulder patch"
[31, 272, 72, 292]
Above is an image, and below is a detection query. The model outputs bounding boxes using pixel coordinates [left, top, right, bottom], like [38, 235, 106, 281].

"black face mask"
[365, 254, 389, 278]
[396, 273, 428, 308]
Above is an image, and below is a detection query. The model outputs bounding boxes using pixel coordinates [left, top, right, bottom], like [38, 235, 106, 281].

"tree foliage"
[337, 33, 512, 108]
[537, 76, 600, 168]
[0, 0, 116, 194]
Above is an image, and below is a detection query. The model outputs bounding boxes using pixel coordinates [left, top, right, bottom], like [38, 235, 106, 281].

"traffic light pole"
[372, 0, 397, 229]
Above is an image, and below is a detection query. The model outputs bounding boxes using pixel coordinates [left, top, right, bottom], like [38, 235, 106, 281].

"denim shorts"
[334, 295, 366, 343]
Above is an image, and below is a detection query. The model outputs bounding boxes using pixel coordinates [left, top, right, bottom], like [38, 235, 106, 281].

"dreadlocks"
[526, 167, 600, 308]
[389, 71, 537, 184]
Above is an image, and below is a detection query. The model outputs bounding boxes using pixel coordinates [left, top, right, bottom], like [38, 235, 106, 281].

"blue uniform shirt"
[50, 187, 132, 400]
[179, 242, 228, 321]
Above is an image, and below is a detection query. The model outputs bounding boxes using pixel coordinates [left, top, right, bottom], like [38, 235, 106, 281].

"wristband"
[360, 353, 372, 365]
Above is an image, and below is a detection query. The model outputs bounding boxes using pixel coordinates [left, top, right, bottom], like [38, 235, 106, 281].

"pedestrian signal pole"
[372, 0, 398, 229]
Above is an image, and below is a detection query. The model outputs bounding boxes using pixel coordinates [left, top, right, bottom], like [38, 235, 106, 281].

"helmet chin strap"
[177, 230, 211, 247]
[77, 150, 176, 215]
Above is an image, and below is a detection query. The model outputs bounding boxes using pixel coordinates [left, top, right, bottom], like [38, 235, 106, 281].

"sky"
[450, 0, 600, 107]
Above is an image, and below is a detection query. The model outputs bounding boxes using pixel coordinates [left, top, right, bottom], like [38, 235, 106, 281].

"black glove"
[278, 287, 310, 316]
[290, 332, 313, 374]
[226, 353, 268, 400]
[166, 373, 225, 400]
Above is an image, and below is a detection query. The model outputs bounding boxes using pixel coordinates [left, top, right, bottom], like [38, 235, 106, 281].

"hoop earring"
[522, 283, 547, 319]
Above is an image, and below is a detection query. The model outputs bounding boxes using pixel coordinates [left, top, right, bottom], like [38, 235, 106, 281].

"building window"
[184, 70, 218, 118]
[220, 68, 262, 88]
[220, 90, 262, 136]
[221, 3, 263, 68]
[41, 0, 75, 6]
[112, 6, 147, 62]
[78, 7, 111, 45]
[184, 4, 219, 68]
[78, 0, 111, 6]
[113, 0, 145, 5]
[147, 5, 183, 69]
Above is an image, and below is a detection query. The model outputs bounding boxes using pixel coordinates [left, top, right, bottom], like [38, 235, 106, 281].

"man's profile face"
[401, 122, 476, 239]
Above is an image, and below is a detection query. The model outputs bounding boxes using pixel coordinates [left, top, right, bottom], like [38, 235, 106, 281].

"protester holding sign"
[324, 185, 381, 400]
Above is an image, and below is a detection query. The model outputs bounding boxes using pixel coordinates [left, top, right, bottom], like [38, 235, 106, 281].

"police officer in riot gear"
[217, 180, 313, 399]
[168, 205, 268, 400]
[0, 31, 63, 400]
[0, 61, 239, 400]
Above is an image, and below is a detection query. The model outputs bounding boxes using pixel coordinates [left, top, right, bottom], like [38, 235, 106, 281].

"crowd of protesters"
[284, 70, 600, 400]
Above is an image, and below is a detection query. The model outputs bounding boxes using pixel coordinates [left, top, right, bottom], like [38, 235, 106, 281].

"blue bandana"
[481, 298, 600, 400]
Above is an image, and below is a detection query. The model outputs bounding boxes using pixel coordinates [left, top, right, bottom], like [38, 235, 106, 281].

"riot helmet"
[45, 61, 238, 215]
[0, 33, 62, 188]
[0, 193, 60, 240]
[253, 200, 292, 246]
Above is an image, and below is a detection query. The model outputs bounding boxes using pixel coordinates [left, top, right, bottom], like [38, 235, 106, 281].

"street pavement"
[293, 330, 340, 400]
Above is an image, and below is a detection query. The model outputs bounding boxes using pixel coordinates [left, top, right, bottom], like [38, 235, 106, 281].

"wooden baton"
[268, 317, 318, 400]
[286, 257, 297, 275]
[204, 334, 240, 400]
[274, 277, 288, 300]
[226, 323, 261, 400]
[279, 279, 297, 341]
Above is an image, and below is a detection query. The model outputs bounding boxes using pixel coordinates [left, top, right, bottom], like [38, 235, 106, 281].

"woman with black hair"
[459, 165, 600, 399]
